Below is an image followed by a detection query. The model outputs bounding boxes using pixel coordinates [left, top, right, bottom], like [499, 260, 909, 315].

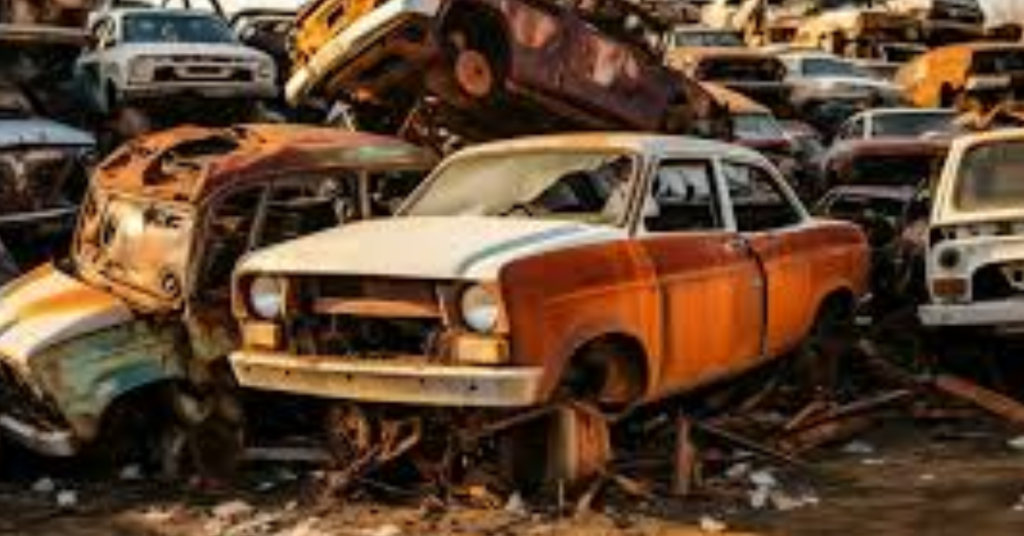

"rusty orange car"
[896, 42, 1024, 111]
[227, 133, 868, 485]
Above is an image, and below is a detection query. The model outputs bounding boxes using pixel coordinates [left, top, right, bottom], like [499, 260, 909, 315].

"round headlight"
[460, 285, 499, 333]
[249, 276, 286, 319]
[938, 248, 962, 270]
[258, 60, 275, 79]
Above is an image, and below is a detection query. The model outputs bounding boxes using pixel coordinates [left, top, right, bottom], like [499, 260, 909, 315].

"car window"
[256, 181, 340, 248]
[836, 117, 863, 140]
[643, 160, 722, 233]
[955, 140, 1024, 211]
[199, 186, 265, 294]
[723, 161, 802, 231]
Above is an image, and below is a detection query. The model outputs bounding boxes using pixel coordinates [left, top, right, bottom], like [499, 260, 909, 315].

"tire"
[792, 300, 856, 395]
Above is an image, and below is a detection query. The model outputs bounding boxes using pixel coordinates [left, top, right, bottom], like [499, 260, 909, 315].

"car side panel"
[753, 221, 869, 356]
[638, 232, 765, 400]
[499, 239, 660, 400]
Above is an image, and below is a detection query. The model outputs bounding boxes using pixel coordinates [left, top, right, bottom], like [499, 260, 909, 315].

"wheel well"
[440, 4, 509, 67]
[816, 287, 857, 325]
[558, 333, 649, 408]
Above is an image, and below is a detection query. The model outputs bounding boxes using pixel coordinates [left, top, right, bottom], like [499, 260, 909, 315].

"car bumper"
[121, 81, 277, 101]
[229, 351, 546, 408]
[919, 300, 1024, 328]
[285, 0, 442, 105]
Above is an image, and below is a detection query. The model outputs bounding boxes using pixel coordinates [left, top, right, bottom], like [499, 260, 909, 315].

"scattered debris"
[699, 514, 728, 533]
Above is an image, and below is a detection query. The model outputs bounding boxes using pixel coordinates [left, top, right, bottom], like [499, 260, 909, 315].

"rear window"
[845, 154, 942, 187]
[698, 58, 784, 81]
[971, 49, 1024, 74]
[955, 140, 1024, 211]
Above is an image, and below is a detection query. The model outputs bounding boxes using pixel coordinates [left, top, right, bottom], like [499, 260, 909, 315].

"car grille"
[289, 277, 448, 359]
[153, 64, 256, 83]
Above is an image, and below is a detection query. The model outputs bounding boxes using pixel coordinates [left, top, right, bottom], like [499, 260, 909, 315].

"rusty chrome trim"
[229, 351, 544, 408]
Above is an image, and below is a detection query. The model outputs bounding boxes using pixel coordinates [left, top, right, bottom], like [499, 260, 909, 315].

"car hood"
[0, 118, 95, 148]
[0, 264, 133, 371]
[238, 216, 627, 281]
[111, 42, 269, 61]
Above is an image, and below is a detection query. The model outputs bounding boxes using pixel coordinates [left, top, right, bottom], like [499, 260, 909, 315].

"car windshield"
[872, 112, 956, 137]
[846, 154, 942, 187]
[403, 149, 637, 225]
[734, 113, 786, 141]
[955, 140, 1024, 211]
[671, 30, 743, 48]
[123, 13, 237, 44]
[801, 57, 870, 78]
[74, 189, 194, 304]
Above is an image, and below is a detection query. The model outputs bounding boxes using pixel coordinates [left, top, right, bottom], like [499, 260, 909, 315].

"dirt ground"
[2, 415, 1023, 536]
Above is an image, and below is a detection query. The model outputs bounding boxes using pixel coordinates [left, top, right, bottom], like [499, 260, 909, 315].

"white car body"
[920, 129, 1024, 330]
[76, 7, 276, 112]
[780, 51, 904, 104]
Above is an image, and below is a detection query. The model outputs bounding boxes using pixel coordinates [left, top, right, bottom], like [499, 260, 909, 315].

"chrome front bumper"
[919, 300, 1024, 329]
[229, 351, 545, 408]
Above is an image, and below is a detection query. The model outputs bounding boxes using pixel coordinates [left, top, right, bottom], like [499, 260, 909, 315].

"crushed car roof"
[95, 124, 436, 202]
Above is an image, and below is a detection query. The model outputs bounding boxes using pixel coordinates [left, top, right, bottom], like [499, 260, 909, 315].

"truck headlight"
[460, 285, 499, 333]
[129, 58, 154, 83]
[257, 60, 275, 80]
[938, 248, 962, 270]
[249, 275, 286, 319]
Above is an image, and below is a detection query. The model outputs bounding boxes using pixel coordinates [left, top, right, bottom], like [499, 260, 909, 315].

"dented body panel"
[230, 133, 869, 411]
[286, 0, 711, 139]
[0, 124, 436, 457]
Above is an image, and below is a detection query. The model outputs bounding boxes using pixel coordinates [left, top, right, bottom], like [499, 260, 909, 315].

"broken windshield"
[74, 188, 194, 306]
[954, 140, 1024, 211]
[403, 150, 638, 225]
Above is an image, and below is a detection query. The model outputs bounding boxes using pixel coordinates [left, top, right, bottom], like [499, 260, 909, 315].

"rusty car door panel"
[722, 160, 813, 357]
[640, 232, 764, 397]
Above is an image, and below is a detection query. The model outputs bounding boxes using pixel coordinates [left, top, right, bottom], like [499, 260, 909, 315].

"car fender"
[29, 320, 187, 442]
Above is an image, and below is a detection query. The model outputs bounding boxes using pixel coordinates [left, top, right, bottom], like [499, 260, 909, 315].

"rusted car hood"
[238, 216, 626, 280]
[0, 264, 133, 369]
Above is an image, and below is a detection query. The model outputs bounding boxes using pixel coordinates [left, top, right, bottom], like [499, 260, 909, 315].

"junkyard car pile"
[4, 0, 1024, 519]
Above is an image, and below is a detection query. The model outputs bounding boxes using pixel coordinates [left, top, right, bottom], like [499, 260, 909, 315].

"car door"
[721, 158, 812, 357]
[637, 158, 765, 397]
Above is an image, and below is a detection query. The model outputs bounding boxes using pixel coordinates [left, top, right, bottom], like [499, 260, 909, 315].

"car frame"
[285, 0, 711, 138]
[0, 124, 436, 466]
[228, 132, 869, 484]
